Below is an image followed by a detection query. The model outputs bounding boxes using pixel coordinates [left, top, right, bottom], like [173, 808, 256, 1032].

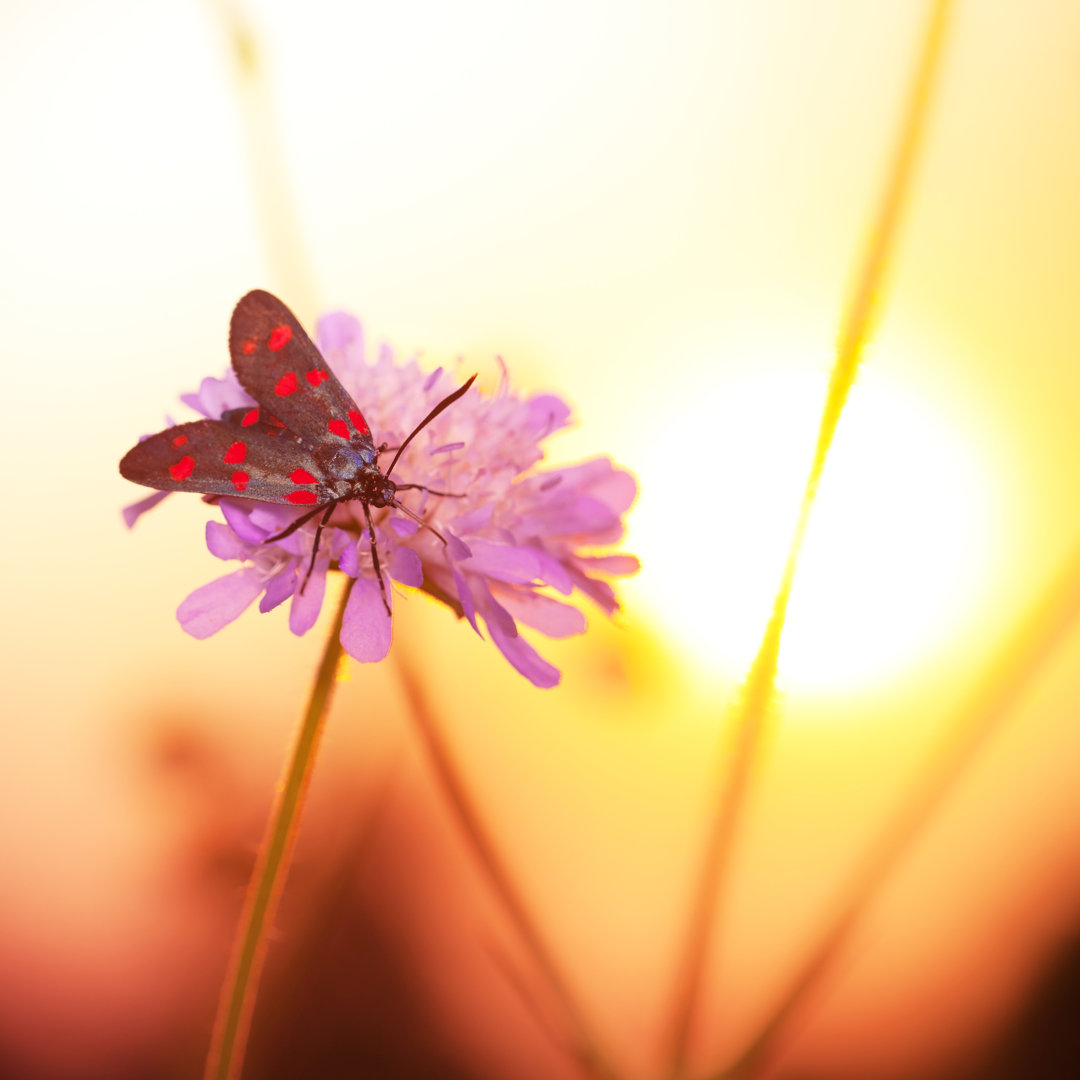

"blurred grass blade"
[392, 640, 620, 1080]
[715, 534, 1080, 1079]
[204, 0, 320, 319]
[663, 2, 954, 1075]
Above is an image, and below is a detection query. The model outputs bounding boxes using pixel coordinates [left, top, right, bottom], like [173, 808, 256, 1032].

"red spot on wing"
[170, 456, 194, 481]
[268, 415, 285, 427]
[172, 434, 189, 447]
[327, 419, 350, 440]
[290, 468, 316, 485]
[287, 490, 318, 505]
[223, 441, 247, 464]
[231, 471, 250, 492]
[241, 409, 259, 426]
[267, 324, 293, 351]
[243, 340, 256, 354]
[275, 372, 298, 396]
[306, 370, 328, 386]
[348, 409, 369, 435]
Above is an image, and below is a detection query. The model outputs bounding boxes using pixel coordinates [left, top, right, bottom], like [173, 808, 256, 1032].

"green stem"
[203, 577, 354, 1080]
[663, 2, 954, 1075]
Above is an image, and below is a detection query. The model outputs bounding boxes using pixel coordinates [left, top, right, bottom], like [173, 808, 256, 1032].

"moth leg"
[362, 501, 392, 616]
[264, 502, 326, 543]
[299, 502, 337, 595]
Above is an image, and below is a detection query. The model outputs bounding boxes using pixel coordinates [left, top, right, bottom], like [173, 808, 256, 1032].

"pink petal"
[451, 564, 480, 634]
[205, 521, 249, 561]
[177, 568, 263, 639]
[122, 490, 170, 529]
[523, 394, 572, 437]
[496, 591, 586, 639]
[579, 553, 640, 576]
[485, 610, 560, 688]
[220, 500, 268, 544]
[388, 517, 419, 538]
[289, 554, 330, 635]
[317, 311, 364, 354]
[339, 539, 360, 578]
[259, 563, 298, 612]
[447, 533, 472, 561]
[388, 546, 423, 587]
[588, 467, 637, 516]
[532, 548, 573, 594]
[461, 539, 541, 584]
[570, 567, 619, 615]
[450, 502, 494, 534]
[340, 576, 392, 662]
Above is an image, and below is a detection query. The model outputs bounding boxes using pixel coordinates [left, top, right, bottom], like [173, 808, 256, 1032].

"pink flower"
[125, 310, 637, 688]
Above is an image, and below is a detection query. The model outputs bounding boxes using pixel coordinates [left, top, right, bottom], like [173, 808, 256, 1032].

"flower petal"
[451, 563, 480, 634]
[205, 520, 249, 561]
[289, 554, 330, 635]
[317, 311, 364, 354]
[532, 548, 574, 594]
[450, 502, 494, 535]
[340, 576, 393, 662]
[122, 490, 170, 528]
[220, 500, 269, 544]
[496, 591, 586, 639]
[484, 606, 560, 688]
[388, 545, 423, 587]
[523, 394, 572, 438]
[259, 562, 298, 612]
[388, 517, 419, 538]
[579, 553, 640, 576]
[177, 568, 263, 639]
[180, 371, 254, 418]
[461, 538, 541, 584]
[339, 539, 360, 578]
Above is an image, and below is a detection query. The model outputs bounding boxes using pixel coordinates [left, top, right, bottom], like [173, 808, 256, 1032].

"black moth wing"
[229, 290, 377, 455]
[120, 418, 333, 507]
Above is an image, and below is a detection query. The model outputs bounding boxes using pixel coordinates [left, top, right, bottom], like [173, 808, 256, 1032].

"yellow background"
[1, 2, 1079, 1077]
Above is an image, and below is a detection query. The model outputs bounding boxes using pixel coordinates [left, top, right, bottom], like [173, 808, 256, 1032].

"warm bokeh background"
[2, 1, 1080, 1078]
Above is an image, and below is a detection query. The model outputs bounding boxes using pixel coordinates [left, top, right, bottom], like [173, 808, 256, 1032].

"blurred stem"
[662, 2, 954, 1076]
[713, 534, 1080, 1080]
[204, 577, 354, 1080]
[204, 0, 320, 319]
[392, 641, 620, 1080]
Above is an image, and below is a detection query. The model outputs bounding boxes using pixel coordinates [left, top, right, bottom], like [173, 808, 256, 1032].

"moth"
[120, 290, 475, 613]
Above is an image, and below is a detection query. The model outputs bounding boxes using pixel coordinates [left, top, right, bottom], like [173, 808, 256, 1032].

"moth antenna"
[385, 374, 477, 479]
[391, 499, 448, 546]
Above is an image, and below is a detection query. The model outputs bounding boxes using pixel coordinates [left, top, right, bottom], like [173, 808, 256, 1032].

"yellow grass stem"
[663, 2, 954, 1075]
[203, 577, 354, 1080]
[204, 0, 320, 319]
[392, 641, 620, 1080]
[713, 533, 1080, 1079]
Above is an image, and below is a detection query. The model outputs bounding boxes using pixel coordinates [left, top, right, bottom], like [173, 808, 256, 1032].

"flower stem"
[662, 2, 954, 1075]
[392, 642, 619, 1080]
[203, 576, 354, 1080]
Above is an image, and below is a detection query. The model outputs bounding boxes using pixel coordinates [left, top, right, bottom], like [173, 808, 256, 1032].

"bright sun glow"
[627, 356, 997, 694]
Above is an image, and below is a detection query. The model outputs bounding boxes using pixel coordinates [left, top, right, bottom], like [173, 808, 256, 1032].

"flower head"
[125, 310, 637, 688]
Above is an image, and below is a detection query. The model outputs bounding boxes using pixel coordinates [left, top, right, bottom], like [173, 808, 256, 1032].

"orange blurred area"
[2, 1, 1080, 1079]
